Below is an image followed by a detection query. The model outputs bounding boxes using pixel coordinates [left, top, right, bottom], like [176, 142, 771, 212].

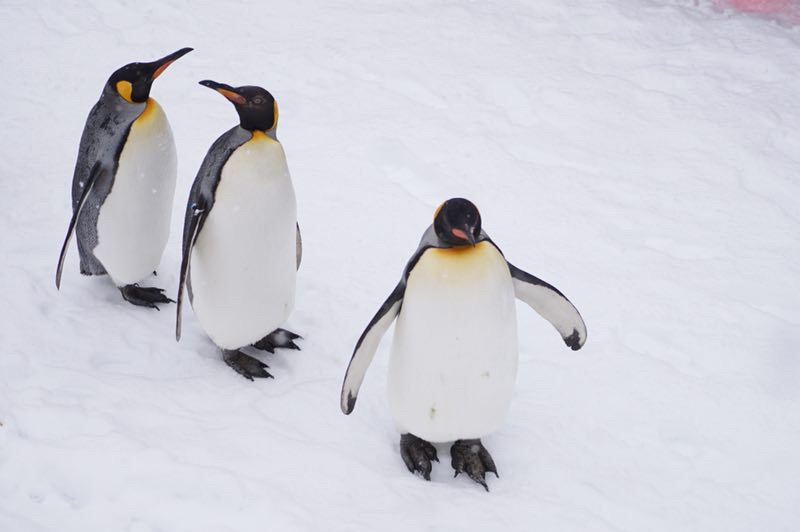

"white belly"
[95, 99, 177, 285]
[388, 242, 518, 442]
[190, 133, 297, 349]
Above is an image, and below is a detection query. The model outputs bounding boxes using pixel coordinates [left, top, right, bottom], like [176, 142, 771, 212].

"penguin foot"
[252, 328, 302, 353]
[119, 284, 175, 309]
[400, 433, 439, 481]
[450, 439, 498, 491]
[222, 350, 273, 381]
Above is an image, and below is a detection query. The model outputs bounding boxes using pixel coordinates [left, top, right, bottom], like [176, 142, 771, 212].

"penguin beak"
[148, 47, 193, 81]
[465, 228, 476, 247]
[199, 80, 247, 105]
[124, 47, 192, 103]
[452, 226, 476, 246]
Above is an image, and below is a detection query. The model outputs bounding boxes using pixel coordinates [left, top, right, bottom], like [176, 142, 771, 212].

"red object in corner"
[713, 0, 800, 23]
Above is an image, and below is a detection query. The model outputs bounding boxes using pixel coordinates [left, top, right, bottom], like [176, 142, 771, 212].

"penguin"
[175, 80, 302, 380]
[340, 198, 587, 490]
[56, 47, 193, 308]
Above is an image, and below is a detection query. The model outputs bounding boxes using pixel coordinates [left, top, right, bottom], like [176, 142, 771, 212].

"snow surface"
[2, 1, 799, 530]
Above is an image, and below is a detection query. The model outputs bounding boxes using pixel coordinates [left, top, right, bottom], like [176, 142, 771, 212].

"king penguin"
[175, 80, 302, 380]
[340, 198, 587, 490]
[56, 47, 193, 308]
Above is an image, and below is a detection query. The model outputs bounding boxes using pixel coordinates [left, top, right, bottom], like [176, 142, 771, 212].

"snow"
[1, 0, 799, 530]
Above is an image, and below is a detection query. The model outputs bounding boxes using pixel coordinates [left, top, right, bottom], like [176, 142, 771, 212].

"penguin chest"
[190, 135, 297, 349]
[388, 242, 518, 442]
[94, 99, 177, 285]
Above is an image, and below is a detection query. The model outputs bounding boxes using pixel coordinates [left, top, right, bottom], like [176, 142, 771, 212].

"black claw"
[400, 447, 416, 474]
[120, 284, 175, 309]
[400, 433, 437, 481]
[451, 439, 497, 491]
[451, 446, 465, 476]
[426, 444, 439, 463]
[252, 338, 275, 353]
[276, 328, 302, 340]
[222, 350, 273, 380]
[479, 447, 499, 478]
[253, 328, 302, 352]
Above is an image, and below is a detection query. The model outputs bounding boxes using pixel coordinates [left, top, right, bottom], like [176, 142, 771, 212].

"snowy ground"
[1, 0, 799, 530]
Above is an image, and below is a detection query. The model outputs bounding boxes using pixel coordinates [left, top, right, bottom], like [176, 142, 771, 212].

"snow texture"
[1, 0, 799, 530]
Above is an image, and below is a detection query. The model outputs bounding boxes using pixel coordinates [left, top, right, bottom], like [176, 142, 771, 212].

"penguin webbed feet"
[252, 328, 302, 353]
[222, 350, 273, 381]
[451, 439, 498, 492]
[119, 283, 175, 310]
[400, 433, 439, 481]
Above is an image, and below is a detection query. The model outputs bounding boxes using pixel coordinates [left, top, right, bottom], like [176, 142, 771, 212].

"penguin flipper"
[175, 198, 207, 341]
[56, 161, 106, 289]
[340, 281, 405, 414]
[508, 262, 587, 350]
[296, 222, 302, 270]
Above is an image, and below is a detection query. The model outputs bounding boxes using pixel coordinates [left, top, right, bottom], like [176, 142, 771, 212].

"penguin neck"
[243, 126, 278, 142]
[433, 232, 487, 250]
[433, 242, 483, 255]
[135, 98, 160, 122]
[99, 85, 146, 121]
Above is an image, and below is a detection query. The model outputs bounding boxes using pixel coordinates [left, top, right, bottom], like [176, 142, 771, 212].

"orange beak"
[148, 47, 193, 80]
[199, 80, 247, 105]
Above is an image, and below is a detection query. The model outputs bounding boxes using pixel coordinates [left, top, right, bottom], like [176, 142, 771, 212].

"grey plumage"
[180, 126, 252, 257]
[71, 85, 144, 276]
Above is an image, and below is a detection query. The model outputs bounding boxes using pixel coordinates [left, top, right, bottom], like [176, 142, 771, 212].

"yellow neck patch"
[430, 241, 488, 257]
[116, 80, 133, 103]
[250, 130, 271, 142]
[135, 98, 158, 122]
[273, 100, 279, 129]
[415, 242, 500, 282]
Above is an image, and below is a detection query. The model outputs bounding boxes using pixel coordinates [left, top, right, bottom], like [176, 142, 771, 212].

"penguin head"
[433, 198, 482, 247]
[199, 80, 278, 132]
[108, 47, 193, 104]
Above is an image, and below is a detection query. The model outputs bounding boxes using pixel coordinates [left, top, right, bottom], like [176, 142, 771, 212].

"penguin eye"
[252, 97, 264, 105]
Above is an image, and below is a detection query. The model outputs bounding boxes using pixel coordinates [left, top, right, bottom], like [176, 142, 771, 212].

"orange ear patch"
[433, 202, 444, 220]
[115, 80, 133, 103]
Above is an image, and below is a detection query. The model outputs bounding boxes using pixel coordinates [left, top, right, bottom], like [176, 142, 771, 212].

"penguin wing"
[55, 161, 107, 289]
[296, 222, 302, 270]
[340, 232, 438, 415]
[340, 281, 405, 414]
[508, 262, 587, 350]
[175, 197, 208, 341]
